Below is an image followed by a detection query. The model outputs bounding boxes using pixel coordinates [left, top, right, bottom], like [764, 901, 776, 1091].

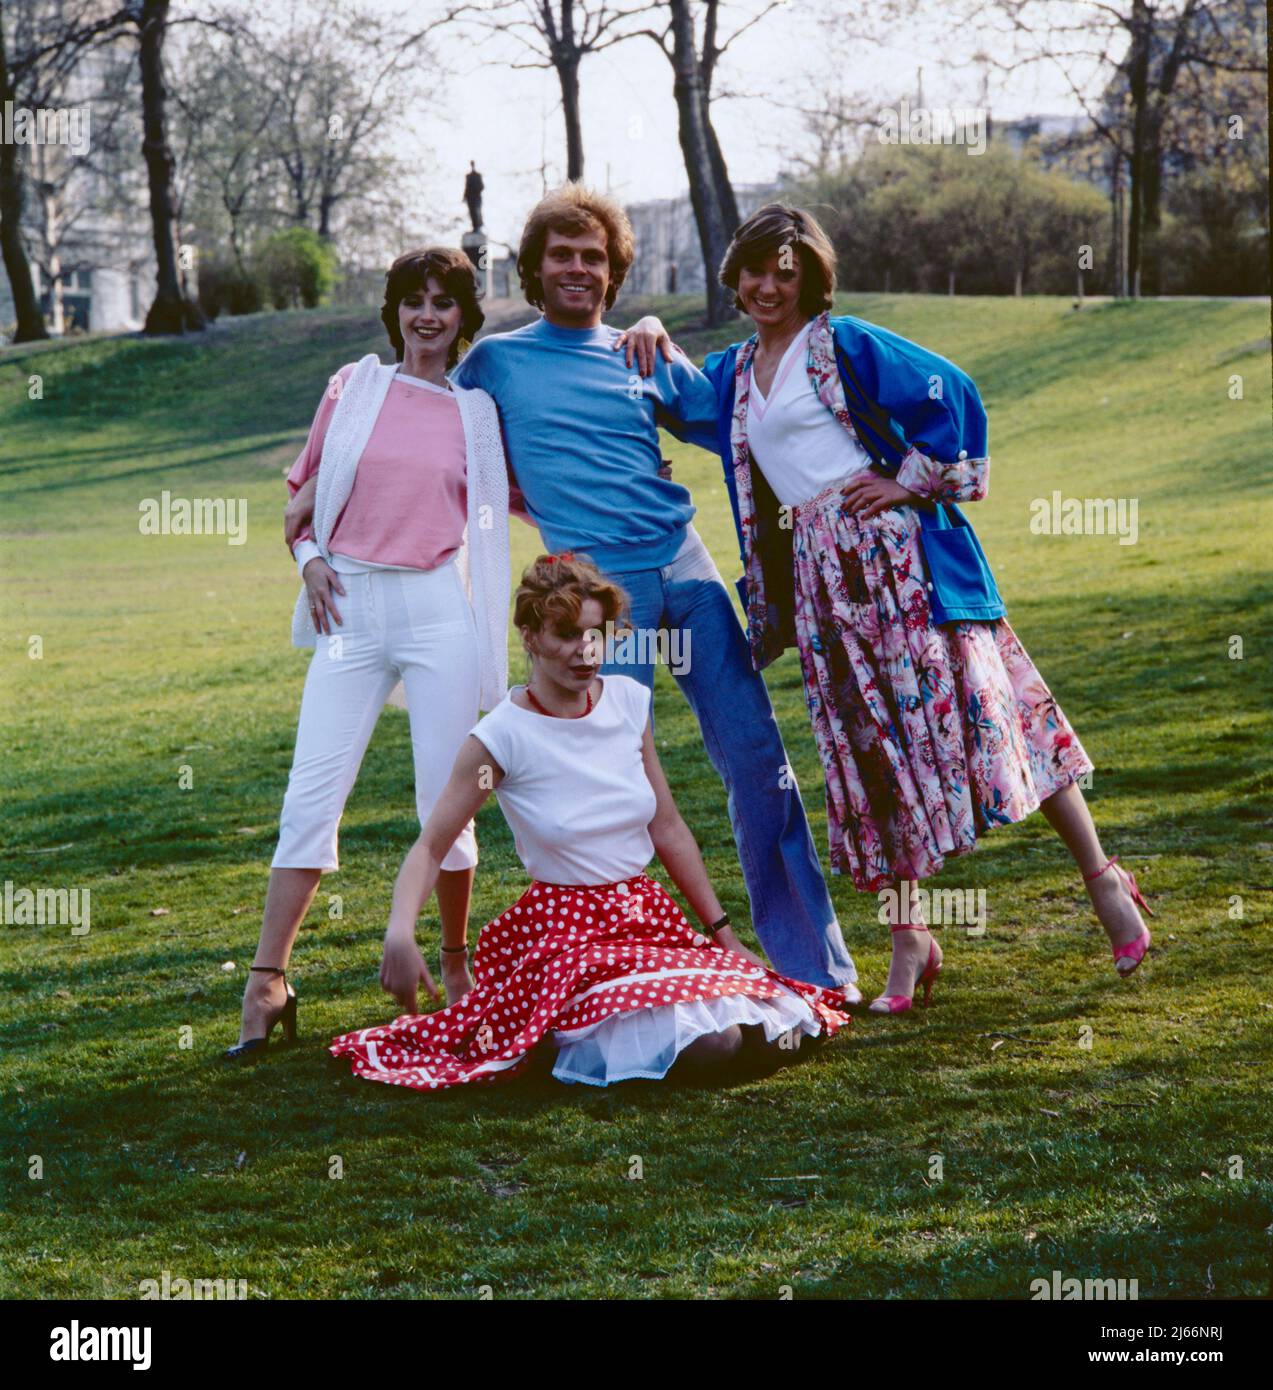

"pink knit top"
[288, 363, 467, 571]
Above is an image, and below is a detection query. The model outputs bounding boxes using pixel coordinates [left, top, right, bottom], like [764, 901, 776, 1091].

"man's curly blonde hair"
[517, 183, 636, 312]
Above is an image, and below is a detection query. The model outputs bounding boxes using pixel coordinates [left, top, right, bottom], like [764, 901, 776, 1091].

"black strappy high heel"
[222, 965, 298, 1061]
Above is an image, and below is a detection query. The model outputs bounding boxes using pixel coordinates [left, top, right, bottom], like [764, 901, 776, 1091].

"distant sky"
[277, 1, 1114, 251]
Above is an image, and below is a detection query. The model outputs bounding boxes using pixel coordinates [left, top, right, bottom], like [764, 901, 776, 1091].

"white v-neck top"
[746, 320, 874, 507]
[469, 674, 657, 885]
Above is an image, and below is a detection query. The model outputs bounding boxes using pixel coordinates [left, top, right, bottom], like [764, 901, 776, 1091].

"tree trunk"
[37, 170, 64, 335]
[137, 0, 204, 334]
[558, 54, 584, 182]
[0, 19, 48, 341]
[704, 116, 738, 229]
[1109, 151, 1122, 298]
[1125, 0, 1150, 299]
[1141, 116, 1166, 295]
[667, 0, 736, 325]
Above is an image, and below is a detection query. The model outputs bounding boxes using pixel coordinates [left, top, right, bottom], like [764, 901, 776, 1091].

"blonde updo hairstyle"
[514, 552, 631, 665]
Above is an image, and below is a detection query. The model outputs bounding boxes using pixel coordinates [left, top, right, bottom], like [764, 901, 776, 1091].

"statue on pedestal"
[463, 161, 484, 234]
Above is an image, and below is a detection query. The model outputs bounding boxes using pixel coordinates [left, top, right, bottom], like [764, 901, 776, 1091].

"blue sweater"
[450, 316, 718, 573]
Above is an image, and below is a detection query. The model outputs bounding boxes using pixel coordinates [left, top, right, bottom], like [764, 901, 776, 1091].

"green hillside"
[1, 293, 1270, 1299]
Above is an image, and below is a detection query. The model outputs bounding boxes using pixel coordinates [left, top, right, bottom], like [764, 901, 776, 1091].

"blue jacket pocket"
[918, 504, 1006, 625]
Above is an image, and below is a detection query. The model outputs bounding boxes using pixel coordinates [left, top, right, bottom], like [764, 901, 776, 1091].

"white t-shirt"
[469, 674, 657, 885]
[746, 320, 875, 507]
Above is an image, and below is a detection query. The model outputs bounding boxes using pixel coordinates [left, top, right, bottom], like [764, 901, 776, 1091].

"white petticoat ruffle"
[550, 986, 822, 1087]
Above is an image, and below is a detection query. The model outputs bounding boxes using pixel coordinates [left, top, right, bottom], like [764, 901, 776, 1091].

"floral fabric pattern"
[895, 442, 989, 504]
[790, 487, 1092, 890]
[729, 311, 1091, 888]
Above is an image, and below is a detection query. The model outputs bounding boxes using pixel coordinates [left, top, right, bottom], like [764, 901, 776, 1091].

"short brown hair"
[517, 183, 635, 311]
[380, 246, 484, 368]
[718, 203, 837, 317]
[514, 552, 630, 637]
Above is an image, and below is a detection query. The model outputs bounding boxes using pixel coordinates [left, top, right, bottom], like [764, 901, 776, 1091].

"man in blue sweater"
[448, 186, 858, 995]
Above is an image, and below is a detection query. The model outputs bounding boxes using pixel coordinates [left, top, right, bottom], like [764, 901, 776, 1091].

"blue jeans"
[602, 527, 857, 988]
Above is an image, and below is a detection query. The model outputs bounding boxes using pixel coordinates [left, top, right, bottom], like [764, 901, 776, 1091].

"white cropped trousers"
[272, 557, 480, 873]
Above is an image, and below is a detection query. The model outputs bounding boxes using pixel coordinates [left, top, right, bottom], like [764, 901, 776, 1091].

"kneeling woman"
[330, 554, 851, 1090]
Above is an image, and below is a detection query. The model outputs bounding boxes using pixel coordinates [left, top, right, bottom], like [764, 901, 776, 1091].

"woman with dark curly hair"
[225, 247, 512, 1059]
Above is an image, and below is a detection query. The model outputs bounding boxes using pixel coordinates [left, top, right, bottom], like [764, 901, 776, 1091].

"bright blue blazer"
[701, 314, 1005, 656]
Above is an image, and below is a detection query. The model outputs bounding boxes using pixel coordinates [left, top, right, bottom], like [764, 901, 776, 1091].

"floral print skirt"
[790, 478, 1093, 892]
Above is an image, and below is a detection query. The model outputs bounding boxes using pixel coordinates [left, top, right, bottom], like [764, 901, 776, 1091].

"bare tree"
[259, 1, 449, 239]
[27, 43, 140, 334]
[759, 3, 916, 183]
[0, 0, 130, 342]
[632, 1, 781, 324]
[451, 2, 653, 181]
[0, 11, 47, 340]
[168, 22, 280, 278]
[981, 0, 1267, 295]
[130, 0, 203, 332]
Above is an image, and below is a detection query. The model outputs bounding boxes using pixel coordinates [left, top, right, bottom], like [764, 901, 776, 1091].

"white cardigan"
[290, 354, 510, 712]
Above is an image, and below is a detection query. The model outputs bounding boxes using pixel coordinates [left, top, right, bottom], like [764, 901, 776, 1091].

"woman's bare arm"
[640, 719, 768, 968]
[380, 735, 504, 1009]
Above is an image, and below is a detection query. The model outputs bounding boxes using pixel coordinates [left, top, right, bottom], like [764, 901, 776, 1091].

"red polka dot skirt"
[330, 873, 852, 1090]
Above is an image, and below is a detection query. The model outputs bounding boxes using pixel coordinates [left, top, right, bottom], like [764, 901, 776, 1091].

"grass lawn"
[1, 291, 1270, 1300]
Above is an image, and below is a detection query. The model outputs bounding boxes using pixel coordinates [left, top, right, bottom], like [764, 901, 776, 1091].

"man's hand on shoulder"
[613, 316, 677, 378]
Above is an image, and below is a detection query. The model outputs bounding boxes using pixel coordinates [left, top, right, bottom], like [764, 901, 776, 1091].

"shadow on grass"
[0, 438, 296, 498]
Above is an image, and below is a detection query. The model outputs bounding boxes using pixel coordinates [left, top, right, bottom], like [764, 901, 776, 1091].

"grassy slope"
[0, 293, 1270, 1299]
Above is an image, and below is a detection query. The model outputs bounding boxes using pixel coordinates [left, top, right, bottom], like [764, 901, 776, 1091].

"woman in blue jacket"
[669, 204, 1152, 1013]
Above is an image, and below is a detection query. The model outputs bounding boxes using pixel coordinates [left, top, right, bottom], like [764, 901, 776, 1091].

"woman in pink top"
[225, 248, 513, 1061]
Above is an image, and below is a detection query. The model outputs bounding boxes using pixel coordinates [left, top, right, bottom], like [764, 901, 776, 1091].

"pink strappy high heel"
[868, 925, 942, 1015]
[1083, 856, 1153, 977]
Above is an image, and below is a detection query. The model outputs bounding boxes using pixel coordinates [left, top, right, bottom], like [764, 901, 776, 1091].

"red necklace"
[524, 682, 593, 718]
